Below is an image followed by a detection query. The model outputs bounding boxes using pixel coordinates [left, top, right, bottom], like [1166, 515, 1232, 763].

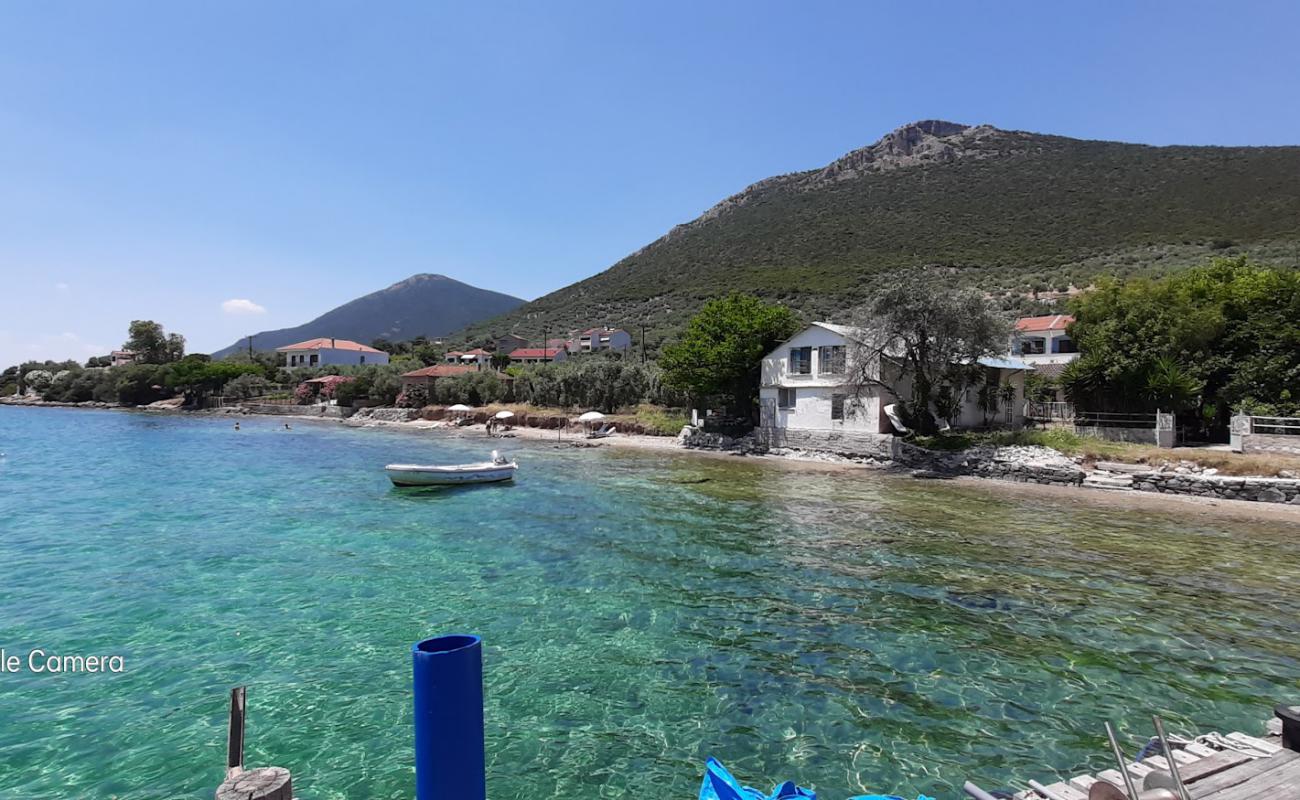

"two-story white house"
[444, 348, 492, 366]
[1011, 315, 1078, 364]
[574, 327, 632, 353]
[277, 338, 390, 368]
[759, 322, 1030, 435]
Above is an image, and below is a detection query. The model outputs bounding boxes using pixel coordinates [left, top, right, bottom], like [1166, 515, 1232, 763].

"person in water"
[234, 422, 241, 431]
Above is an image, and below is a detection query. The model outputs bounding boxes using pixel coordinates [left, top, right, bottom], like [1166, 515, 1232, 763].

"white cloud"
[221, 298, 267, 315]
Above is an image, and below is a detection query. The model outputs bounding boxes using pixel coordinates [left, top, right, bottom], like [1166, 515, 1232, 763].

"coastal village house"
[110, 349, 140, 367]
[400, 364, 480, 392]
[573, 327, 632, 353]
[278, 338, 390, 368]
[1011, 314, 1079, 402]
[443, 348, 492, 366]
[494, 333, 529, 354]
[509, 347, 567, 364]
[759, 323, 1030, 437]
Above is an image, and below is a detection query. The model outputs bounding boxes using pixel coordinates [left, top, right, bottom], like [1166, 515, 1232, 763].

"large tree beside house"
[846, 280, 1011, 433]
[1061, 257, 1300, 428]
[661, 293, 800, 415]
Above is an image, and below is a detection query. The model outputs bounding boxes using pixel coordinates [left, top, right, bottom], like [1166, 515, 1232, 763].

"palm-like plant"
[1145, 357, 1203, 412]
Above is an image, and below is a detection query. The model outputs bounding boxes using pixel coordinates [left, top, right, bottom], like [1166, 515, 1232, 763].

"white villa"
[1011, 314, 1078, 365]
[759, 322, 1030, 435]
[277, 338, 390, 368]
[573, 327, 632, 353]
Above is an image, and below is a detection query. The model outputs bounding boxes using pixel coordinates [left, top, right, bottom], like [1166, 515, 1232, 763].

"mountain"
[452, 120, 1300, 349]
[213, 274, 524, 358]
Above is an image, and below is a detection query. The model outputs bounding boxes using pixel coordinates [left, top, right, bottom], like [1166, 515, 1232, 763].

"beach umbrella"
[447, 404, 472, 412]
[494, 410, 514, 419]
[577, 411, 605, 423]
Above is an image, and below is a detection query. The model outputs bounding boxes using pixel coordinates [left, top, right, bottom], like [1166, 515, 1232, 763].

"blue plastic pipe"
[412, 634, 485, 800]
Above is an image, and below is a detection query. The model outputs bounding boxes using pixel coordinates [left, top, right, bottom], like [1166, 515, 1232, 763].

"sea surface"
[1, 406, 1298, 799]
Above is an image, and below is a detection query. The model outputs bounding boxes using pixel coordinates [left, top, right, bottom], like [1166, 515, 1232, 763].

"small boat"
[385, 450, 517, 487]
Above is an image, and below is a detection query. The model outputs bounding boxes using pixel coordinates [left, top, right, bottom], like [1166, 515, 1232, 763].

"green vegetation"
[660, 293, 799, 414]
[450, 124, 1300, 351]
[847, 279, 1010, 433]
[1062, 257, 1300, 432]
[125, 320, 186, 363]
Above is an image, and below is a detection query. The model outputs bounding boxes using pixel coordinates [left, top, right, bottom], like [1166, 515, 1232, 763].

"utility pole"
[247, 335, 254, 359]
[541, 326, 548, 363]
[640, 323, 647, 364]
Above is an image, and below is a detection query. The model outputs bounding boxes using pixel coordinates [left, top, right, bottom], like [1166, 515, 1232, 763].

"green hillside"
[455, 120, 1300, 350]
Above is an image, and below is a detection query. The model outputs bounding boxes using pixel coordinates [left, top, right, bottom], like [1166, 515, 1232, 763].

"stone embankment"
[678, 426, 1300, 505]
[1133, 472, 1300, 505]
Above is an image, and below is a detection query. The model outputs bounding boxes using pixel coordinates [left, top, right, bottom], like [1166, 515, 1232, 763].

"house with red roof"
[509, 347, 568, 364]
[1010, 315, 1078, 372]
[400, 364, 480, 391]
[277, 337, 390, 368]
[443, 348, 492, 366]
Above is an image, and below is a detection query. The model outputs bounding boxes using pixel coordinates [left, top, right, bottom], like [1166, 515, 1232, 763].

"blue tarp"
[698, 757, 934, 800]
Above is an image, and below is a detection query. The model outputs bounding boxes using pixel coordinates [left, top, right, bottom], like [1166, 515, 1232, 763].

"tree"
[660, 293, 800, 415]
[846, 279, 1011, 433]
[1063, 257, 1300, 425]
[125, 320, 185, 363]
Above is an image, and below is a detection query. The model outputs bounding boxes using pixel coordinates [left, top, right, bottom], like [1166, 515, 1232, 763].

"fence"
[1072, 410, 1176, 447]
[1024, 401, 1074, 421]
[1231, 414, 1300, 455]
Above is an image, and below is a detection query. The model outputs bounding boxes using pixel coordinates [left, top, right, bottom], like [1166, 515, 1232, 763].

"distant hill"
[453, 120, 1300, 350]
[213, 274, 523, 358]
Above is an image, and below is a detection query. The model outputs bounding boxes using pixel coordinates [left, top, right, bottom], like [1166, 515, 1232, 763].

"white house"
[277, 338, 390, 368]
[759, 322, 1030, 435]
[574, 327, 632, 353]
[1011, 315, 1078, 365]
[444, 348, 492, 366]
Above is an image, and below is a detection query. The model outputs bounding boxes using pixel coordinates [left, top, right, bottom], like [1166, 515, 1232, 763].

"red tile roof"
[402, 365, 479, 378]
[303, 375, 356, 385]
[509, 347, 563, 358]
[277, 337, 384, 353]
[1015, 314, 1074, 333]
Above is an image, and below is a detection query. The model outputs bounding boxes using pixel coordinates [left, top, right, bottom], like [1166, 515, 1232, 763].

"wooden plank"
[1187, 750, 1298, 797]
[1097, 769, 1128, 787]
[1172, 749, 1201, 765]
[1225, 732, 1282, 755]
[1186, 742, 1219, 758]
[1145, 755, 1171, 771]
[1174, 750, 1256, 784]
[1068, 774, 1099, 793]
[1196, 756, 1300, 799]
[1035, 782, 1087, 800]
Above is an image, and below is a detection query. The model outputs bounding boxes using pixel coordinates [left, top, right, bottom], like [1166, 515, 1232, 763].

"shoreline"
[7, 399, 1300, 522]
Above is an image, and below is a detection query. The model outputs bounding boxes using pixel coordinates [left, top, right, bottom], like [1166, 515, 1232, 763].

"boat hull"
[385, 462, 517, 487]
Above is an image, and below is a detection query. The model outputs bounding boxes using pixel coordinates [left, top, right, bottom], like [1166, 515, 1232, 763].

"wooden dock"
[1011, 716, 1297, 799]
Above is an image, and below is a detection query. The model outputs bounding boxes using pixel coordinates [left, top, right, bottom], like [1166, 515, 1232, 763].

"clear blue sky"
[3, 1, 1298, 365]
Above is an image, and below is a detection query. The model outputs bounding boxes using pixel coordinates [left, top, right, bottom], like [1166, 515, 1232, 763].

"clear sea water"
[1, 406, 1298, 799]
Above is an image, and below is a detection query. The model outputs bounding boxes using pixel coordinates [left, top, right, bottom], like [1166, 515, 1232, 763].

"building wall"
[285, 348, 389, 367]
[1012, 330, 1079, 365]
[759, 385, 883, 433]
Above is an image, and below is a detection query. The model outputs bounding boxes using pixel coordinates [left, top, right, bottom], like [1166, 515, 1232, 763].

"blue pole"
[412, 634, 485, 800]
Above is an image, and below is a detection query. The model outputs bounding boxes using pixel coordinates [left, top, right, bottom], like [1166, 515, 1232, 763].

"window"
[1054, 337, 1077, 354]
[789, 347, 812, 375]
[360, 355, 366, 364]
[1019, 338, 1046, 355]
[778, 388, 796, 409]
[309, 354, 319, 366]
[831, 393, 845, 420]
[818, 345, 846, 375]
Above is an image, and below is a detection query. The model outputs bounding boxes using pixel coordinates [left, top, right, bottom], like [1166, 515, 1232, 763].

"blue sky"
[2, 1, 1298, 365]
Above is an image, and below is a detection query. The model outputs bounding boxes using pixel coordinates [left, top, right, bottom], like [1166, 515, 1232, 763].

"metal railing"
[1245, 415, 1300, 436]
[1024, 401, 1073, 420]
[1073, 410, 1158, 429]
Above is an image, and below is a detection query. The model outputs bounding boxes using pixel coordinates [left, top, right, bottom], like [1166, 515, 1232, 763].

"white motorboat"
[385, 451, 517, 487]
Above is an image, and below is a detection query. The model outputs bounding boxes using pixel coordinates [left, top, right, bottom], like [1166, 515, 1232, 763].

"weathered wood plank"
[1185, 750, 1298, 797]
[215, 766, 292, 800]
[1068, 774, 1099, 793]
[1196, 756, 1300, 799]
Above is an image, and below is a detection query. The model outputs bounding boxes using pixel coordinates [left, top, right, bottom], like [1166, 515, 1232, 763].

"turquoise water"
[1, 407, 1299, 799]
